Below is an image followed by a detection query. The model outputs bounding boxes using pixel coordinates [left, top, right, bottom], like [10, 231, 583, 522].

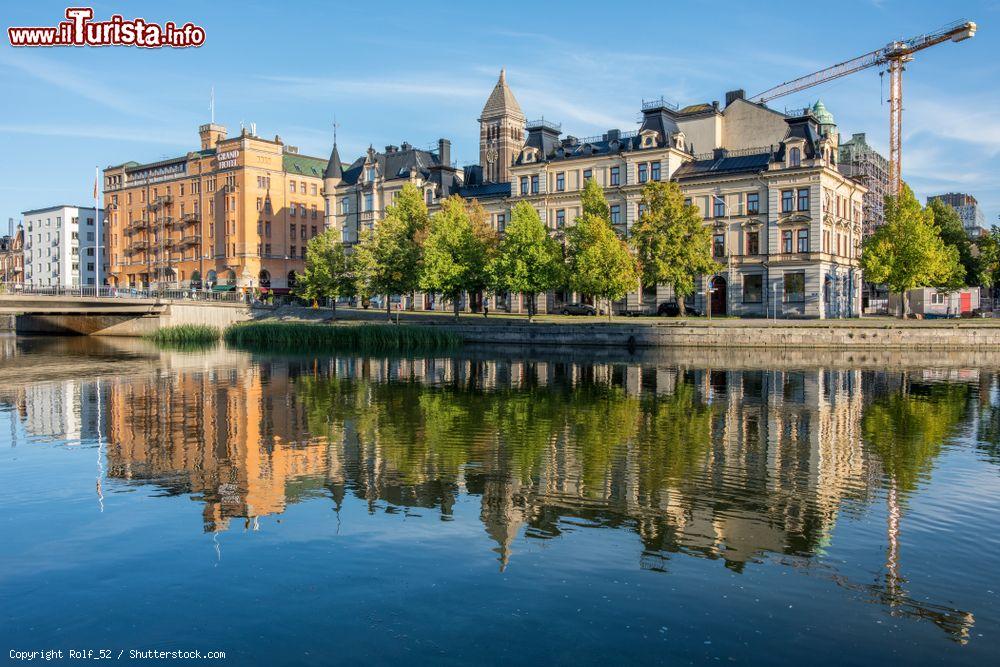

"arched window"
[287, 270, 297, 289]
[789, 147, 801, 167]
[258, 270, 271, 288]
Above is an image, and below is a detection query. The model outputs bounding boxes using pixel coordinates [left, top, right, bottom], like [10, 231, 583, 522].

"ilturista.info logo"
[8, 7, 205, 48]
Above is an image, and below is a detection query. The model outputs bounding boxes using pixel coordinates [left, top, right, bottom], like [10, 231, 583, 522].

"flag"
[93, 171, 98, 199]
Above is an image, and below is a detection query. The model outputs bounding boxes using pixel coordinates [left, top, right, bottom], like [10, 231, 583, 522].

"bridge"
[0, 285, 254, 336]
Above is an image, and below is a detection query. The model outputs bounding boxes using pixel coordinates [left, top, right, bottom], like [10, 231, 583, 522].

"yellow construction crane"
[749, 20, 977, 194]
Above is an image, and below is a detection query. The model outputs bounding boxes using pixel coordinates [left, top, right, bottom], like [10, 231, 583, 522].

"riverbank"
[252, 306, 1000, 350]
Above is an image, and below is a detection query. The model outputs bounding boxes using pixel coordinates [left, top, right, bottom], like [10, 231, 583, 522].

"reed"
[145, 324, 221, 346]
[223, 322, 461, 352]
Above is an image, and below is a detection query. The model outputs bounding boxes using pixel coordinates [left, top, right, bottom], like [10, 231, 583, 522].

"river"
[1, 335, 998, 665]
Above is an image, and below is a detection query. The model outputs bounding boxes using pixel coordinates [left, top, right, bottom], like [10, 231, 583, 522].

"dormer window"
[789, 147, 801, 167]
[366, 167, 377, 181]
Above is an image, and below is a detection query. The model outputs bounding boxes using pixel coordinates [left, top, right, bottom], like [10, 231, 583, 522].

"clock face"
[486, 148, 498, 163]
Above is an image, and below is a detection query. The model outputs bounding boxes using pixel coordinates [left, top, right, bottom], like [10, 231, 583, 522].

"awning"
[212, 284, 237, 292]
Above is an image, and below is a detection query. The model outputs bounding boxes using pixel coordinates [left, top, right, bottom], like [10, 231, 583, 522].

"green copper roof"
[812, 99, 835, 127]
[282, 153, 328, 178]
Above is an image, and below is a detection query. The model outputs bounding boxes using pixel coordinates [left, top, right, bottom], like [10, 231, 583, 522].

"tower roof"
[324, 142, 343, 180]
[480, 68, 524, 120]
[812, 99, 835, 127]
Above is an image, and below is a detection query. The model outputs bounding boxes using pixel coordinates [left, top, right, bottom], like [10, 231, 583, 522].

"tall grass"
[145, 324, 221, 347]
[223, 322, 462, 353]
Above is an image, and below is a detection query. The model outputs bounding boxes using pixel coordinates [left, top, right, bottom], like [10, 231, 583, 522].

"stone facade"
[104, 124, 326, 291]
[0, 226, 24, 283]
[322, 75, 866, 318]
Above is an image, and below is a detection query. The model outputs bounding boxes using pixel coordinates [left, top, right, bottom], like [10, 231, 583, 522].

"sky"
[2, 0, 999, 233]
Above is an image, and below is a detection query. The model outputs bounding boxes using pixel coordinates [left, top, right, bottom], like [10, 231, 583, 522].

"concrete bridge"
[0, 287, 256, 335]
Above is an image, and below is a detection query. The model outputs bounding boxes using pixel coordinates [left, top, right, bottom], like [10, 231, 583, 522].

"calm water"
[1, 336, 999, 665]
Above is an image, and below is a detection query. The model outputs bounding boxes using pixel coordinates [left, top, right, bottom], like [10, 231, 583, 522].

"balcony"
[147, 195, 173, 210]
[178, 234, 201, 247]
[180, 212, 199, 224]
[125, 240, 149, 254]
[163, 216, 185, 229]
[125, 219, 148, 234]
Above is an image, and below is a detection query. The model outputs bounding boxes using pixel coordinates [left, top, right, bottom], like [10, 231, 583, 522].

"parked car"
[657, 301, 702, 317]
[561, 302, 597, 316]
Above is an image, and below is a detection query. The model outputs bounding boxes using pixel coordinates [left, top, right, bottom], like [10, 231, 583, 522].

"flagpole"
[95, 166, 101, 293]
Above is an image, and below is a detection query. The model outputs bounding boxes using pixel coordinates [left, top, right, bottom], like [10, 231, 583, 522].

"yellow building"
[103, 123, 328, 292]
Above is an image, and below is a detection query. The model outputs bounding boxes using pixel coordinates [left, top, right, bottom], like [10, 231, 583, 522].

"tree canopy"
[927, 198, 976, 286]
[419, 196, 498, 319]
[630, 180, 718, 314]
[489, 201, 564, 320]
[351, 182, 429, 318]
[295, 228, 354, 312]
[566, 179, 639, 318]
[861, 184, 964, 316]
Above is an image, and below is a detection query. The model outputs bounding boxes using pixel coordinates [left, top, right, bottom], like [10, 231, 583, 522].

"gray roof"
[481, 69, 524, 120]
[341, 145, 461, 196]
[324, 143, 343, 180]
[674, 152, 773, 179]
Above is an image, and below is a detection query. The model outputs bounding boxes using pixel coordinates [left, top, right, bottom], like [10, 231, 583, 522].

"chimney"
[438, 138, 451, 166]
[725, 89, 745, 107]
[606, 129, 621, 142]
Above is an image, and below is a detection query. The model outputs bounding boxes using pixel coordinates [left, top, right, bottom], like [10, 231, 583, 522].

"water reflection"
[1, 337, 995, 646]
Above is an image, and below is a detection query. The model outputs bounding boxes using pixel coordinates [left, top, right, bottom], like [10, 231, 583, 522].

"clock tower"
[479, 69, 525, 184]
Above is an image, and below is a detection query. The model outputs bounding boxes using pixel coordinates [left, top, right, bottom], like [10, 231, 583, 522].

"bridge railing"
[0, 283, 245, 303]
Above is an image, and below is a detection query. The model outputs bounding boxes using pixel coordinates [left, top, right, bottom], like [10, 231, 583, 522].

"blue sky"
[2, 0, 998, 232]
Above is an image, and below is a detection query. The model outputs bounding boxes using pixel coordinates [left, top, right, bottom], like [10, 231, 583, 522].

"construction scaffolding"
[839, 132, 889, 236]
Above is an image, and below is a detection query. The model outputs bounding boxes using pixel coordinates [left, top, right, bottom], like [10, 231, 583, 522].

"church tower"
[479, 69, 526, 184]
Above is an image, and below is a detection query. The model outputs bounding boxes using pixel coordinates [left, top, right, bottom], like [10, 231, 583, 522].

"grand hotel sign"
[217, 149, 240, 170]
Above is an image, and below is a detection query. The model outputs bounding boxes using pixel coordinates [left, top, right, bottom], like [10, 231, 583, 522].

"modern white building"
[22, 205, 105, 287]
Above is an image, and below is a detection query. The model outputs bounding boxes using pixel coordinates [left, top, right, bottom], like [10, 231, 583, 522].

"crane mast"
[749, 20, 976, 195]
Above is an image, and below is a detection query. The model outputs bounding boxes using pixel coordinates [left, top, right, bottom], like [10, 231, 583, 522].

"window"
[556, 209, 566, 228]
[301, 246, 307, 259]
[610, 205, 621, 224]
[651, 161, 661, 181]
[797, 229, 809, 253]
[265, 243, 272, 256]
[311, 226, 317, 237]
[290, 181, 296, 193]
[311, 184, 317, 196]
[556, 172, 565, 192]
[713, 196, 726, 218]
[743, 274, 763, 303]
[781, 190, 794, 213]
[797, 188, 810, 212]
[497, 213, 506, 233]
[366, 168, 376, 182]
[638, 163, 648, 183]
[300, 226, 307, 240]
[713, 233, 725, 257]
[340, 197, 349, 214]
[782, 230, 793, 253]
[789, 147, 801, 167]
[784, 272, 805, 302]
[747, 192, 760, 215]
[746, 231, 759, 255]
[582, 168, 593, 182]
[364, 193, 373, 212]
[684, 197, 692, 207]
[530, 175, 539, 194]
[610, 166, 620, 186]
[290, 245, 296, 258]
[520, 176, 529, 195]
[931, 292, 945, 305]
[290, 203, 296, 217]
[290, 223, 296, 238]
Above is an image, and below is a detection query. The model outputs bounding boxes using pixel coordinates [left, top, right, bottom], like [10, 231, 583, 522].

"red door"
[960, 292, 972, 313]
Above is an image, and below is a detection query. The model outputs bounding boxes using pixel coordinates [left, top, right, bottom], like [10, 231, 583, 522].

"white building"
[22, 205, 105, 287]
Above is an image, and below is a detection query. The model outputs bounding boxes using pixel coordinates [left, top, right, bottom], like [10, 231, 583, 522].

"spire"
[324, 140, 342, 180]
[480, 68, 524, 120]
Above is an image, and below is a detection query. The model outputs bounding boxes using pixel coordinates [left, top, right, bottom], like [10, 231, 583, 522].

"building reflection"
[0, 344, 985, 642]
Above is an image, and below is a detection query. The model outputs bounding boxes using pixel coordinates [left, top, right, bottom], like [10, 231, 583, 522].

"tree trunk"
[527, 292, 534, 323]
[900, 291, 908, 319]
[678, 290, 687, 317]
[607, 297, 612, 321]
[453, 294, 461, 322]
[386, 295, 392, 322]
[331, 298, 336, 318]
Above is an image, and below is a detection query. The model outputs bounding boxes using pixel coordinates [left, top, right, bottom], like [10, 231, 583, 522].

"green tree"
[861, 184, 964, 317]
[630, 180, 719, 315]
[566, 179, 639, 319]
[420, 196, 498, 320]
[928, 198, 976, 286]
[488, 201, 564, 322]
[352, 183, 429, 320]
[975, 226, 1000, 295]
[294, 229, 354, 315]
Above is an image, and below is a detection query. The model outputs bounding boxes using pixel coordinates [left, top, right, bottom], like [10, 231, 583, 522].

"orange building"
[103, 123, 329, 292]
